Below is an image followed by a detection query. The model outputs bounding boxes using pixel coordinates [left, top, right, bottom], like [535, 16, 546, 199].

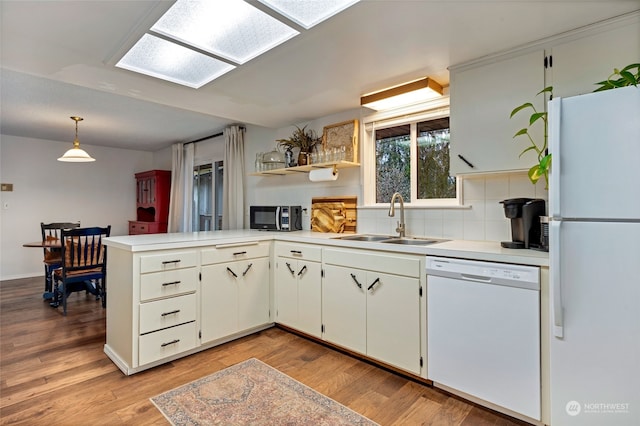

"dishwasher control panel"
[426, 257, 539, 290]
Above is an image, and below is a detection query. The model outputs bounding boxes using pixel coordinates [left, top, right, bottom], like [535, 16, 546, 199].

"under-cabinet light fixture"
[58, 116, 95, 162]
[360, 77, 444, 111]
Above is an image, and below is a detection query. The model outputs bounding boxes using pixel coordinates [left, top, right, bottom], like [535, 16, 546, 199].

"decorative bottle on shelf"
[298, 151, 308, 166]
[285, 147, 295, 168]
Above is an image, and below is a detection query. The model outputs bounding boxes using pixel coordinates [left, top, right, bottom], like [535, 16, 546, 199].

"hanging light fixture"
[58, 116, 95, 162]
[360, 77, 444, 111]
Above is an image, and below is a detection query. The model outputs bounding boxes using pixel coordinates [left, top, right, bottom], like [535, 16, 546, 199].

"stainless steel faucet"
[388, 192, 406, 238]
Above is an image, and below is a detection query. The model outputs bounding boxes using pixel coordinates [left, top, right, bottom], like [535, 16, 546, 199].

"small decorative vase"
[298, 151, 308, 166]
[285, 147, 295, 167]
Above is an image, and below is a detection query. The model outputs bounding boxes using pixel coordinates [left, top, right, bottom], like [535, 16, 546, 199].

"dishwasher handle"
[460, 273, 492, 283]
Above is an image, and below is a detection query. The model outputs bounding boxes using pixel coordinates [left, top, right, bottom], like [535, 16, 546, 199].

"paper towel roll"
[309, 167, 338, 182]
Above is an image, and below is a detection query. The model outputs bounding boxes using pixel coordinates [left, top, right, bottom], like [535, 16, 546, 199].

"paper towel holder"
[309, 165, 338, 182]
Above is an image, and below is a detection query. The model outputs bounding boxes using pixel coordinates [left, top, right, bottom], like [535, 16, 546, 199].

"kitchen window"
[363, 102, 459, 206]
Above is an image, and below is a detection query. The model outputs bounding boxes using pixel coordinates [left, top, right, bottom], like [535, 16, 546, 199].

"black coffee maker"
[500, 198, 546, 249]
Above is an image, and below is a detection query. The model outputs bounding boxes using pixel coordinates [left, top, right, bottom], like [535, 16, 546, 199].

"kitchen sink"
[335, 234, 394, 242]
[334, 234, 449, 245]
[381, 237, 449, 246]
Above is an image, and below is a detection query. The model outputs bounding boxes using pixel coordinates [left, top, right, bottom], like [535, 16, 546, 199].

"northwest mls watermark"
[566, 400, 630, 416]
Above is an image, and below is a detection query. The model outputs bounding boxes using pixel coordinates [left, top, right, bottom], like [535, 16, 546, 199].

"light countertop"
[104, 230, 548, 267]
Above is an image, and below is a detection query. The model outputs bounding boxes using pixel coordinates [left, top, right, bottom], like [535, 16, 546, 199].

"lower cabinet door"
[366, 271, 421, 375]
[138, 321, 197, 366]
[237, 257, 270, 331]
[322, 264, 366, 354]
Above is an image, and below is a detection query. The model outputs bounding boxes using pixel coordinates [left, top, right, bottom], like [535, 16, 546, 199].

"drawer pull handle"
[290, 250, 302, 255]
[161, 310, 180, 317]
[367, 277, 381, 291]
[350, 273, 362, 289]
[297, 265, 307, 277]
[226, 267, 238, 278]
[242, 263, 253, 277]
[162, 260, 181, 265]
[160, 339, 180, 348]
[286, 262, 295, 276]
[233, 251, 247, 256]
[162, 281, 181, 287]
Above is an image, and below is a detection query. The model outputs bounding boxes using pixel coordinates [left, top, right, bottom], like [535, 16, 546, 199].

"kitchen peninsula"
[103, 230, 549, 424]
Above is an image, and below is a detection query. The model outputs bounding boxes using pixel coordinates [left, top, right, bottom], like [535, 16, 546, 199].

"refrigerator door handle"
[550, 220, 564, 338]
[549, 99, 562, 218]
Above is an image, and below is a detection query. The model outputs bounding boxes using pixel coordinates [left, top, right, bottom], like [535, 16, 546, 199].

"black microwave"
[250, 205, 302, 231]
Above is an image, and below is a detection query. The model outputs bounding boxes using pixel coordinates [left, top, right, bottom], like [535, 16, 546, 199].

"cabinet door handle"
[160, 339, 180, 348]
[286, 262, 295, 276]
[233, 251, 247, 256]
[367, 277, 380, 291]
[161, 309, 180, 317]
[350, 273, 362, 289]
[226, 267, 238, 278]
[162, 281, 181, 287]
[457, 154, 475, 168]
[242, 263, 253, 277]
[162, 259, 181, 265]
[290, 250, 302, 256]
[297, 265, 307, 277]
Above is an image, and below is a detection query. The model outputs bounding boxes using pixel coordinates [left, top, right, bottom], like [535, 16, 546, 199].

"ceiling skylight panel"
[256, 0, 361, 29]
[116, 34, 235, 89]
[150, 0, 299, 65]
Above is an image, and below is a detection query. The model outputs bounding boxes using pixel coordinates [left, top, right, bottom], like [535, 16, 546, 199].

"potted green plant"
[510, 86, 553, 188]
[510, 64, 639, 188]
[277, 125, 320, 166]
[594, 63, 640, 91]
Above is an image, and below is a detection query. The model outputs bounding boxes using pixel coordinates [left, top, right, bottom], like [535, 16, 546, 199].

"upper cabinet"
[549, 21, 640, 99]
[449, 13, 640, 176]
[450, 50, 545, 175]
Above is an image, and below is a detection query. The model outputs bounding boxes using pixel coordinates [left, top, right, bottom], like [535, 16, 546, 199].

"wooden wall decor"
[322, 120, 359, 163]
[311, 196, 357, 233]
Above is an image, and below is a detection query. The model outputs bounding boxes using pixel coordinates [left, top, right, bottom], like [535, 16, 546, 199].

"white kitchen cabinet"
[322, 247, 423, 375]
[104, 247, 199, 374]
[450, 49, 545, 175]
[449, 16, 639, 176]
[200, 242, 271, 344]
[274, 242, 322, 338]
[549, 20, 640, 98]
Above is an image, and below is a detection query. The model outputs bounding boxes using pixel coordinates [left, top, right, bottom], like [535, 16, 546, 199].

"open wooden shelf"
[249, 160, 359, 177]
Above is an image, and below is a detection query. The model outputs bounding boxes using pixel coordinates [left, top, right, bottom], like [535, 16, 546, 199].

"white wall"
[0, 134, 154, 280]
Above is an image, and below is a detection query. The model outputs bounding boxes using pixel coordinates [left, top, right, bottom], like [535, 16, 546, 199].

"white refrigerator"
[548, 85, 640, 426]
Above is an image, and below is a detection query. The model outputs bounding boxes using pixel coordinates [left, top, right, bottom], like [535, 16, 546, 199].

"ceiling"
[1, 1, 638, 152]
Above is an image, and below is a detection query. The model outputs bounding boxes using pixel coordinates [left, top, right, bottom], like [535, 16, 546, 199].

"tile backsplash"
[356, 172, 548, 242]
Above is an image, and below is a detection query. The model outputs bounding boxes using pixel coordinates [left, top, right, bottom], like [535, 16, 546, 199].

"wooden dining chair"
[40, 222, 81, 298]
[52, 226, 111, 315]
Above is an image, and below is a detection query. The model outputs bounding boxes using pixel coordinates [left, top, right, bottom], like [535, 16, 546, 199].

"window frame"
[362, 97, 461, 207]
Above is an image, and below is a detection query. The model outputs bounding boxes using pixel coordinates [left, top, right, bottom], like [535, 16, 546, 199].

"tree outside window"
[375, 117, 455, 204]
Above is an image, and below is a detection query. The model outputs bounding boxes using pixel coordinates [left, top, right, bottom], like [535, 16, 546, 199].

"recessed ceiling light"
[151, 0, 299, 65]
[257, 0, 361, 29]
[116, 34, 235, 89]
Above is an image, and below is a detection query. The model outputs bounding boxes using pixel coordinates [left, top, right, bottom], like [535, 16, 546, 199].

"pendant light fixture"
[58, 116, 95, 162]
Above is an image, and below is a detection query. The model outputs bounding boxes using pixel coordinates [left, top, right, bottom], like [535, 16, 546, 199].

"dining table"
[23, 239, 63, 300]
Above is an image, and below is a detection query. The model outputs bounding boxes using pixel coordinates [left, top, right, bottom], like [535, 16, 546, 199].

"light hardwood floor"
[0, 277, 530, 425]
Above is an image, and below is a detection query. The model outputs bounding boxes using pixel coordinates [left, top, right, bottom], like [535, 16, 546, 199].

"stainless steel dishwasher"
[426, 256, 541, 421]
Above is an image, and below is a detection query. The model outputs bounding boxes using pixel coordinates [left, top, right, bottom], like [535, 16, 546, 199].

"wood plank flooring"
[0, 277, 531, 425]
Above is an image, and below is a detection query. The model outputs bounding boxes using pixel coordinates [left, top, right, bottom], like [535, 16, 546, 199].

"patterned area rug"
[151, 358, 378, 425]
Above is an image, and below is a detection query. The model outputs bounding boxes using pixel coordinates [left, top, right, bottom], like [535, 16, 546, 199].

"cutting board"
[311, 196, 357, 233]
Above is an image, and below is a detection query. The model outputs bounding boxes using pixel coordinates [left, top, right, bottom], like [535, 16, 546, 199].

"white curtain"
[222, 125, 245, 230]
[168, 142, 195, 232]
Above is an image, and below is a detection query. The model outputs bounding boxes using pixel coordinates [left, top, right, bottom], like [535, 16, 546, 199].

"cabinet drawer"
[138, 321, 197, 366]
[129, 221, 149, 234]
[140, 268, 198, 302]
[140, 250, 197, 274]
[139, 293, 197, 334]
[201, 241, 270, 265]
[275, 242, 322, 262]
[323, 248, 422, 278]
